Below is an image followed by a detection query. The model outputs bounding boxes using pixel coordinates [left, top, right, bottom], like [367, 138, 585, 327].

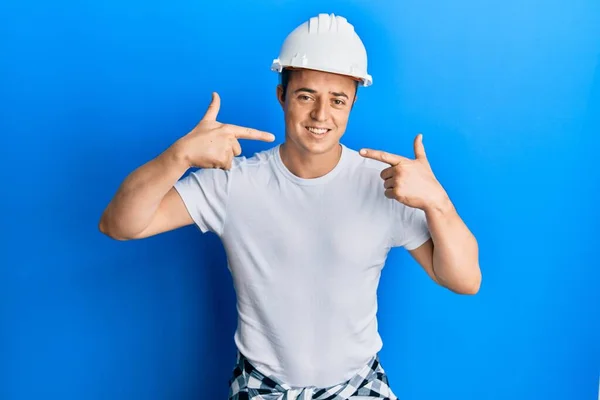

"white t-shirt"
[174, 143, 431, 388]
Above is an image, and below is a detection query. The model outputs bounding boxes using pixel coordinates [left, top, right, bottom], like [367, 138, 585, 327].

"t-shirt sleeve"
[390, 201, 431, 250]
[173, 167, 231, 235]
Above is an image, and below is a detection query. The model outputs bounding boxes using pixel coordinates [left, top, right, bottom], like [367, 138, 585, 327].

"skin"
[360, 135, 481, 295]
[98, 92, 275, 240]
[276, 68, 358, 179]
[99, 67, 481, 295]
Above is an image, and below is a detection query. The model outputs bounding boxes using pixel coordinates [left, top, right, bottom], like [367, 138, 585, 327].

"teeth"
[307, 127, 328, 135]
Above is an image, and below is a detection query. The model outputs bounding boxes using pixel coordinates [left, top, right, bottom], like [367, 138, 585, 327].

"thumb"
[201, 92, 221, 121]
[413, 133, 427, 160]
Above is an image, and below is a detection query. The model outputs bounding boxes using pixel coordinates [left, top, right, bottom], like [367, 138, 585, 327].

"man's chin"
[283, 132, 341, 155]
[301, 140, 341, 156]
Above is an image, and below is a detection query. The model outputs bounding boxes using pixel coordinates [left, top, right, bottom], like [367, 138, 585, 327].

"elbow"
[441, 265, 481, 295]
[98, 214, 131, 241]
[455, 268, 482, 295]
[459, 280, 481, 295]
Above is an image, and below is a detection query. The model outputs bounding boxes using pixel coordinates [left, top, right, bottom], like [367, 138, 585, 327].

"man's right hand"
[172, 92, 276, 170]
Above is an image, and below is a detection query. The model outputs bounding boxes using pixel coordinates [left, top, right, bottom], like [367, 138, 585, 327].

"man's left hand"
[360, 134, 448, 211]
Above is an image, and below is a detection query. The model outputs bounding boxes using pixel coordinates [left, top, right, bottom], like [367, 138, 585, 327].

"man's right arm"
[98, 92, 275, 241]
[99, 145, 193, 240]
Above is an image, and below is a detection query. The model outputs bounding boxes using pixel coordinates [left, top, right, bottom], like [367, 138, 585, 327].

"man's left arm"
[360, 133, 481, 295]
[409, 197, 481, 294]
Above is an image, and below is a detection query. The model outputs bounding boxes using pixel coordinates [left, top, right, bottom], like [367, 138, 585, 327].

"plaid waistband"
[228, 352, 398, 400]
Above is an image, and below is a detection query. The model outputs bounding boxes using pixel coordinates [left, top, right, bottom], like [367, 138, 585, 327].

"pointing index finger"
[228, 124, 276, 142]
[359, 148, 410, 166]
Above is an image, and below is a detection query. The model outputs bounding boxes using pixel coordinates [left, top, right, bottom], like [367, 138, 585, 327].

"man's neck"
[279, 142, 342, 179]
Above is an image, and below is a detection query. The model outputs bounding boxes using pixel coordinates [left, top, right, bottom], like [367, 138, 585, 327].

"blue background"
[1, 0, 599, 399]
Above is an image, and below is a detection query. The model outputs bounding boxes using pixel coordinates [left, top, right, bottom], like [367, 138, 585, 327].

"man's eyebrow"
[294, 87, 317, 94]
[330, 91, 349, 99]
[293, 88, 349, 99]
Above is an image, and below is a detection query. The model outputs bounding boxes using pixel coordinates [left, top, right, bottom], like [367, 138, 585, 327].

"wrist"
[164, 142, 192, 171]
[424, 192, 454, 216]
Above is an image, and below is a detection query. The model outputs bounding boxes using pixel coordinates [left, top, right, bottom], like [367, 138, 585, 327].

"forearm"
[99, 145, 189, 239]
[425, 197, 481, 294]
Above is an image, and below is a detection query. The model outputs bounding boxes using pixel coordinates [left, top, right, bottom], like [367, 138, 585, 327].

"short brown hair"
[279, 68, 359, 101]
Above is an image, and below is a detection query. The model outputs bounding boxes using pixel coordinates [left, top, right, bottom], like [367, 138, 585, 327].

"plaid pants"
[228, 352, 399, 400]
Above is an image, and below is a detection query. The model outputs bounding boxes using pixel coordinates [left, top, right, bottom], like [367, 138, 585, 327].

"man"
[99, 13, 481, 400]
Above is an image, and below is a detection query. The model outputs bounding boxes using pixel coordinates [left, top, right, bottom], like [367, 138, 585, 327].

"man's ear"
[276, 85, 285, 108]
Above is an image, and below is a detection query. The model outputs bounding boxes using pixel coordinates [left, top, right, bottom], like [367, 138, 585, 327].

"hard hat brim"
[271, 60, 373, 87]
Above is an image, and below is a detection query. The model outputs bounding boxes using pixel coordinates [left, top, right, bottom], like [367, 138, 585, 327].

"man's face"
[277, 69, 357, 156]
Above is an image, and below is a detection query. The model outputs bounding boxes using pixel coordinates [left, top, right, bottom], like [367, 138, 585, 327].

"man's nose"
[310, 99, 329, 122]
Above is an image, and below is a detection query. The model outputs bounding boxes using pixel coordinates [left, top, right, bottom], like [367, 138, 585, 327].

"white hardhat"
[271, 13, 373, 87]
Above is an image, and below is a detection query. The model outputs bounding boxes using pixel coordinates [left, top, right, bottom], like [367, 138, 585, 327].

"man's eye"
[333, 99, 345, 105]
